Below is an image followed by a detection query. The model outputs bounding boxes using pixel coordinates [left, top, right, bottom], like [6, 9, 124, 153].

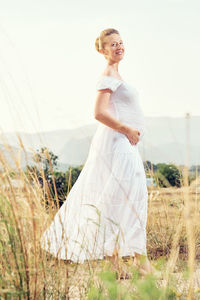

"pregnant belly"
[89, 115, 145, 157]
[112, 130, 144, 156]
[119, 117, 146, 141]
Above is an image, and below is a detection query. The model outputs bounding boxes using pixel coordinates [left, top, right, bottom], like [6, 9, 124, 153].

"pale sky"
[0, 0, 199, 133]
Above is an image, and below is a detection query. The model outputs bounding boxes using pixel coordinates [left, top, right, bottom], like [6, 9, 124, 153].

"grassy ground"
[0, 147, 200, 299]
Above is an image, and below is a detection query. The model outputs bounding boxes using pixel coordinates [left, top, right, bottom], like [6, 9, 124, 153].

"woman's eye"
[112, 42, 123, 46]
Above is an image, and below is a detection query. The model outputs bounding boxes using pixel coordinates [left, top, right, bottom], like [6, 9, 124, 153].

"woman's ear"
[99, 48, 104, 55]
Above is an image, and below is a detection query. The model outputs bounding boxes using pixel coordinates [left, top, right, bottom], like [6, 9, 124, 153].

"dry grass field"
[0, 143, 200, 299]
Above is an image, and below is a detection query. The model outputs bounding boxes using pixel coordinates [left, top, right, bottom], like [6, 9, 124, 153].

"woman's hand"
[125, 127, 140, 145]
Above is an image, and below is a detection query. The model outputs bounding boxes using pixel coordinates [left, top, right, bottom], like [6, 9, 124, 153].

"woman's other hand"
[125, 127, 140, 145]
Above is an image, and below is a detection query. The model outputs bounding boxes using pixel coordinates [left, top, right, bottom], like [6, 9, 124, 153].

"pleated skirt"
[40, 123, 148, 263]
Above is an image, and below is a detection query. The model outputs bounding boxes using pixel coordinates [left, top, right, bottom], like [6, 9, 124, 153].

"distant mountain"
[140, 116, 200, 165]
[59, 136, 93, 166]
[0, 116, 199, 168]
[0, 143, 34, 171]
[0, 123, 97, 155]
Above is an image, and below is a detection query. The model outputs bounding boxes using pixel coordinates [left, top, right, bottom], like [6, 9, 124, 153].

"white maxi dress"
[40, 75, 148, 263]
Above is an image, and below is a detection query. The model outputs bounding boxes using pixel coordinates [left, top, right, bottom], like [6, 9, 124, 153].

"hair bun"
[95, 36, 100, 52]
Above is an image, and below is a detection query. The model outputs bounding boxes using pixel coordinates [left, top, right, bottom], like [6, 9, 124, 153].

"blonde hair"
[95, 28, 120, 53]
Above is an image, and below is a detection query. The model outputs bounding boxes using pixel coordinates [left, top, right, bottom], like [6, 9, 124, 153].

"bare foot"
[133, 255, 155, 275]
[111, 257, 131, 280]
[115, 268, 131, 280]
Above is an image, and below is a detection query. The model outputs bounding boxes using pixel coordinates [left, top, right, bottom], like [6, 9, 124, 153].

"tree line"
[25, 147, 197, 208]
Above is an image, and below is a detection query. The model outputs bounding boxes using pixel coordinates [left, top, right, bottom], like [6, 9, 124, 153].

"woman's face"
[101, 33, 125, 62]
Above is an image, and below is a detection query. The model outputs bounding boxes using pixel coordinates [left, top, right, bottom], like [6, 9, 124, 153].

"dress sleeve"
[96, 76, 122, 92]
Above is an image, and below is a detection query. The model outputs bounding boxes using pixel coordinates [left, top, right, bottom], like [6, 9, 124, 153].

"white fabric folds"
[40, 76, 148, 263]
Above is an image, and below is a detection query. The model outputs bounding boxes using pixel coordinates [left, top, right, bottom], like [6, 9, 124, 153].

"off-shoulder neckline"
[99, 75, 125, 82]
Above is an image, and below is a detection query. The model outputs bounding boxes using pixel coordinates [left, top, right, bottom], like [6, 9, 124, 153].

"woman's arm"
[94, 89, 140, 145]
[94, 89, 130, 135]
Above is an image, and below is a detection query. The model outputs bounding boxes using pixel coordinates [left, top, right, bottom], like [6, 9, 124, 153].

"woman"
[40, 28, 153, 279]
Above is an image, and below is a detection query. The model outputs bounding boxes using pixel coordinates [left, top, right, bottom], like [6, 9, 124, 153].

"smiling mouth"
[116, 51, 123, 55]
